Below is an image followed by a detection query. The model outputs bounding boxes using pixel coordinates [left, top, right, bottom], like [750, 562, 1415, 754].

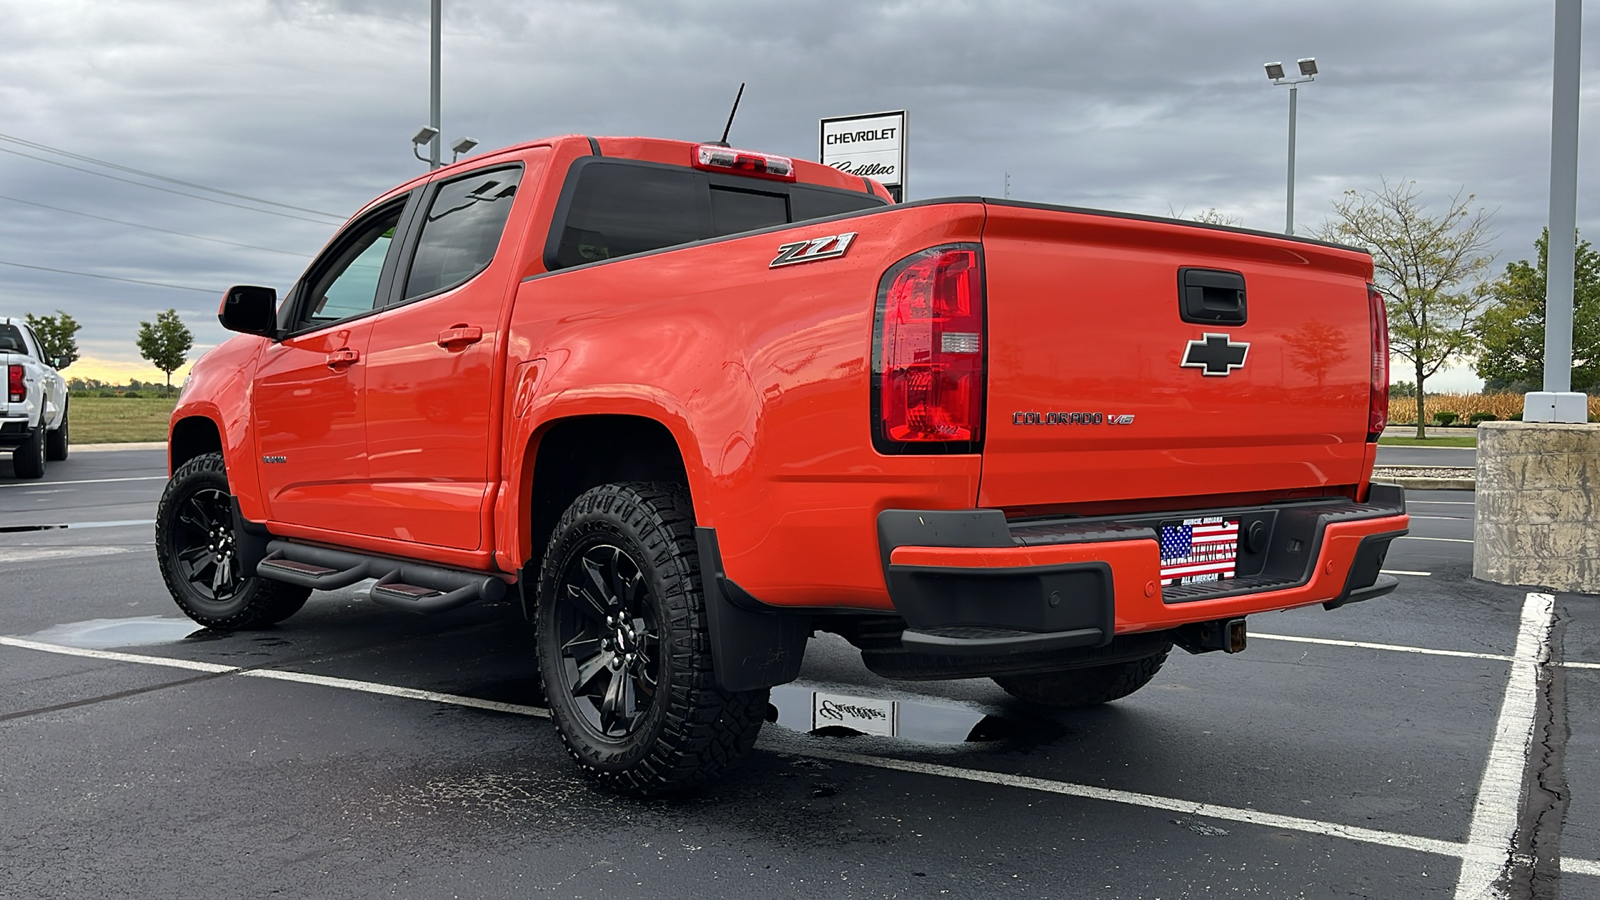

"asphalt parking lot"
[2, 446, 1595, 898]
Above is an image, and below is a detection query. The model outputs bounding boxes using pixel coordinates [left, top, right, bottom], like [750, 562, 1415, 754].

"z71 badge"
[769, 232, 857, 268]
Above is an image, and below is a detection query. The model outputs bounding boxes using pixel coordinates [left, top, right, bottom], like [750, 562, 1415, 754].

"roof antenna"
[711, 82, 745, 147]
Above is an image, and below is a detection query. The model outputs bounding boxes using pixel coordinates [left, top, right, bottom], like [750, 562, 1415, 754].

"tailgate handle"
[1178, 268, 1247, 325]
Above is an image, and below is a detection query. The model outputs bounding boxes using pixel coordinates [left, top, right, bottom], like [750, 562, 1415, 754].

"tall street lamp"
[1264, 57, 1317, 235]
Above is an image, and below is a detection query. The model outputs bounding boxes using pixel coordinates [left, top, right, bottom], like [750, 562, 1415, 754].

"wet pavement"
[1, 450, 1595, 898]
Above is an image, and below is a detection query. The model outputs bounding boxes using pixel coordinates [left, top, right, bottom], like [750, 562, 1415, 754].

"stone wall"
[1474, 421, 1600, 592]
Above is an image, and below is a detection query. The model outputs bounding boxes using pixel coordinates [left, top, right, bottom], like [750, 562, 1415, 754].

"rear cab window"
[0, 324, 27, 355]
[545, 159, 886, 271]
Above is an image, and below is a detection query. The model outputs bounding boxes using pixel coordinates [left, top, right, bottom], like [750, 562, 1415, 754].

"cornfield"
[1387, 392, 1600, 424]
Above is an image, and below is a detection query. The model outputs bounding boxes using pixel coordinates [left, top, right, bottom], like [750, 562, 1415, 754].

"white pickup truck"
[1, 316, 69, 478]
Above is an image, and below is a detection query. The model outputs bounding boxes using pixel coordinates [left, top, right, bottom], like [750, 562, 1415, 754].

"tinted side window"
[554, 163, 710, 270]
[304, 202, 406, 326]
[710, 187, 788, 235]
[404, 167, 524, 301]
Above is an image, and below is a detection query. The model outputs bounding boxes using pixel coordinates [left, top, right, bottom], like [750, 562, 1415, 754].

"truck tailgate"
[977, 203, 1376, 512]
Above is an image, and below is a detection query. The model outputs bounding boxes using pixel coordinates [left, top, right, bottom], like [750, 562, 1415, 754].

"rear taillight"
[871, 244, 986, 453]
[691, 144, 796, 181]
[7, 364, 23, 403]
[1367, 284, 1389, 441]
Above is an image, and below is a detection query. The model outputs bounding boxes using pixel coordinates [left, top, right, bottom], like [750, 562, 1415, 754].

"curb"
[1374, 475, 1476, 491]
[68, 442, 167, 453]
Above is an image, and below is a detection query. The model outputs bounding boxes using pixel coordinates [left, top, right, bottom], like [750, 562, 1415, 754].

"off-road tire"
[535, 482, 768, 797]
[993, 643, 1172, 709]
[45, 402, 69, 461]
[156, 452, 310, 629]
[11, 424, 45, 479]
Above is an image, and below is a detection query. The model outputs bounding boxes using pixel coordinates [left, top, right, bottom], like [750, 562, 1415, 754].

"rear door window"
[403, 166, 524, 301]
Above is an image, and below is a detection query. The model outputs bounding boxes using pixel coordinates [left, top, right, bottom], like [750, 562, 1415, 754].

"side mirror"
[218, 285, 278, 337]
[50, 356, 69, 370]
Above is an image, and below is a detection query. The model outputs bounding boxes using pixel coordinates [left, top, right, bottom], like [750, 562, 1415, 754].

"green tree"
[136, 309, 194, 395]
[1318, 179, 1495, 437]
[1473, 229, 1600, 394]
[24, 310, 81, 368]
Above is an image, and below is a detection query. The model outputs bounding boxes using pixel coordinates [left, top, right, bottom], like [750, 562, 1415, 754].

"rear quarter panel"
[502, 203, 988, 608]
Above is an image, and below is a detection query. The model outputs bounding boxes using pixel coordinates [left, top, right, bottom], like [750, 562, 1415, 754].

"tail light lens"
[7, 364, 23, 403]
[871, 244, 986, 453]
[1367, 284, 1389, 441]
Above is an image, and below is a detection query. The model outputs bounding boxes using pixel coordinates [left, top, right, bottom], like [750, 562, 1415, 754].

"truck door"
[253, 194, 414, 534]
[356, 150, 543, 551]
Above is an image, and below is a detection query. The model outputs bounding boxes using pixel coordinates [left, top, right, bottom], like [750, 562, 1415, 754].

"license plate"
[1158, 516, 1240, 586]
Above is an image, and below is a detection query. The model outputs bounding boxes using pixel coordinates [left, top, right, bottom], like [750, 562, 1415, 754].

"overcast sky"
[1, 0, 1595, 390]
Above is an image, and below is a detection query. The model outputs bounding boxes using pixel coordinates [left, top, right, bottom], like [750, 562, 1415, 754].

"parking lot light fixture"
[1264, 57, 1317, 235]
[450, 137, 478, 162]
[411, 126, 440, 164]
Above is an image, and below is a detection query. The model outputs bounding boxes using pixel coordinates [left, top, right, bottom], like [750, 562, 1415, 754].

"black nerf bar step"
[256, 539, 506, 615]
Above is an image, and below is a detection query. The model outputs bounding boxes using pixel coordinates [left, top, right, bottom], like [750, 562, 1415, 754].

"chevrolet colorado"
[161, 134, 1408, 795]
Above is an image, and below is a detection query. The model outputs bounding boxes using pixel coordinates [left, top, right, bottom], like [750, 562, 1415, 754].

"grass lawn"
[69, 396, 178, 444]
[1377, 434, 1479, 448]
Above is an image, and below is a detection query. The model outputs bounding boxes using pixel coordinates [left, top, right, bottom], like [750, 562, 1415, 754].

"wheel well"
[169, 416, 223, 475]
[526, 416, 691, 568]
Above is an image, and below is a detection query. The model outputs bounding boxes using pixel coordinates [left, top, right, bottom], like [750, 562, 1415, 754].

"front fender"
[168, 336, 268, 519]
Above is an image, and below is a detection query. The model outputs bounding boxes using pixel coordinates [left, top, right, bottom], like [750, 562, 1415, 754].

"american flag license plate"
[1158, 516, 1240, 586]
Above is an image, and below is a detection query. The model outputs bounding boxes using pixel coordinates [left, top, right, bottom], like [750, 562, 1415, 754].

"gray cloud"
[0, 0, 1594, 388]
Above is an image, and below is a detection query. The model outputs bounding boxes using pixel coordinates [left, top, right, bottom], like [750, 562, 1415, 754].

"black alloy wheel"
[553, 542, 662, 740]
[170, 485, 244, 603]
[535, 482, 770, 796]
[156, 452, 310, 629]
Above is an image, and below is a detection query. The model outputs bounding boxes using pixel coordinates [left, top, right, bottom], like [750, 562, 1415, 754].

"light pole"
[1528, 0, 1586, 422]
[1264, 58, 1317, 235]
[428, 0, 441, 169]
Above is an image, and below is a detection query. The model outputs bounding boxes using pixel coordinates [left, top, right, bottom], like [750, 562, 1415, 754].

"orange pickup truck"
[160, 134, 1408, 795]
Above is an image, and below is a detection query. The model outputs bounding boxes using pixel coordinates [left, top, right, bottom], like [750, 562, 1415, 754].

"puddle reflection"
[27, 616, 211, 649]
[769, 684, 1058, 745]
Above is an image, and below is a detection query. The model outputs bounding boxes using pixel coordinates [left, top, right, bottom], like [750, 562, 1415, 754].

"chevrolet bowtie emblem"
[1181, 333, 1249, 376]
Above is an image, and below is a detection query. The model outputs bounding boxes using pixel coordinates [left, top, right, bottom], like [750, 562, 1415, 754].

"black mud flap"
[695, 528, 809, 693]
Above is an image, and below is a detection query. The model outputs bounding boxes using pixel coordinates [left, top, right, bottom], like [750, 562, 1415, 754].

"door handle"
[437, 325, 484, 349]
[326, 348, 360, 369]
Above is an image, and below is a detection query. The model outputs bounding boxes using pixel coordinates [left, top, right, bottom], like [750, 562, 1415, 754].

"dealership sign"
[820, 110, 907, 202]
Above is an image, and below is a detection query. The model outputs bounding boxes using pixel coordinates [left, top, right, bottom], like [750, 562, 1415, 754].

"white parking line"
[3, 620, 1596, 886]
[239, 668, 549, 718]
[1254, 633, 1510, 662]
[1381, 569, 1432, 576]
[0, 546, 146, 564]
[760, 739, 1466, 854]
[1398, 536, 1474, 544]
[1410, 515, 1469, 521]
[1455, 592, 1553, 898]
[0, 636, 236, 673]
[1411, 501, 1474, 506]
[0, 475, 166, 489]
